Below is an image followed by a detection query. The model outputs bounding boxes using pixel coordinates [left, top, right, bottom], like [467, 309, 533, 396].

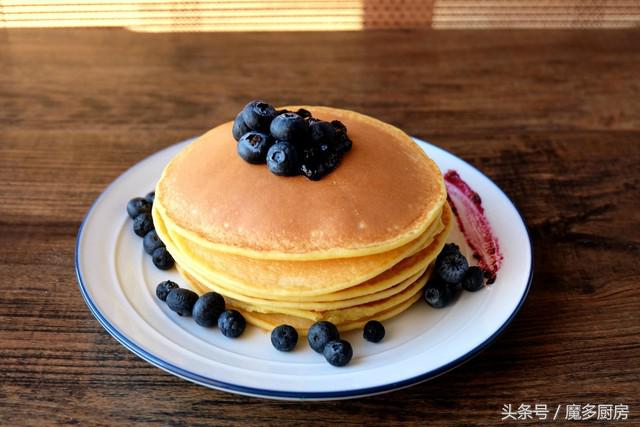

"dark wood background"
[0, 28, 638, 426]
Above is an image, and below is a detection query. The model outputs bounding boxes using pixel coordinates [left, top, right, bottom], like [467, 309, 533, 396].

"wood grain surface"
[0, 28, 639, 426]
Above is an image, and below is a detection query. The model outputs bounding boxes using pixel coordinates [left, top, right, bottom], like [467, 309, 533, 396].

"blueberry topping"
[300, 142, 320, 164]
[237, 131, 273, 164]
[166, 288, 199, 316]
[232, 112, 251, 141]
[192, 292, 226, 327]
[270, 324, 298, 352]
[241, 100, 277, 133]
[152, 246, 174, 270]
[143, 229, 164, 254]
[231, 101, 353, 180]
[133, 213, 154, 237]
[423, 279, 454, 308]
[323, 151, 340, 171]
[218, 310, 246, 338]
[363, 320, 385, 343]
[307, 321, 339, 353]
[155, 280, 179, 302]
[269, 112, 307, 143]
[309, 120, 336, 147]
[300, 162, 325, 181]
[462, 266, 485, 292]
[127, 197, 151, 219]
[267, 141, 299, 176]
[323, 340, 353, 367]
[435, 251, 469, 284]
[331, 120, 347, 134]
[296, 108, 312, 119]
[335, 134, 352, 154]
[145, 191, 155, 204]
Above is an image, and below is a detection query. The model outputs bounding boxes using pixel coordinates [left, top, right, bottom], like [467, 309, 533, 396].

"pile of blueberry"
[126, 192, 174, 270]
[233, 100, 353, 180]
[156, 281, 247, 338]
[301, 319, 385, 367]
[423, 243, 486, 308]
[156, 279, 386, 367]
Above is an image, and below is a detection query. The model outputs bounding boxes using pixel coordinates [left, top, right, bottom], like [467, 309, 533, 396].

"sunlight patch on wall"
[0, 0, 638, 31]
[432, 0, 640, 28]
[0, 1, 365, 31]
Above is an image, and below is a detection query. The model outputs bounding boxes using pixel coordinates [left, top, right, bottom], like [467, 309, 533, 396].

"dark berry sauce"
[444, 170, 503, 284]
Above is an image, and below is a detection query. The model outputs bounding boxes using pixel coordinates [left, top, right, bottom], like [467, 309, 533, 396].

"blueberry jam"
[444, 170, 503, 283]
[232, 101, 352, 180]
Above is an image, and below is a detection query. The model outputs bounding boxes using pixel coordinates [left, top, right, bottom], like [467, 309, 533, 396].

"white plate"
[75, 138, 532, 400]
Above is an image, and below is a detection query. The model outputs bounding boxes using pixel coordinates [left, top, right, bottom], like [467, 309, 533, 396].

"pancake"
[184, 266, 431, 330]
[154, 200, 450, 298]
[242, 292, 423, 335]
[151, 105, 450, 335]
[181, 263, 426, 312]
[155, 106, 446, 260]
[233, 278, 427, 335]
[168, 208, 449, 309]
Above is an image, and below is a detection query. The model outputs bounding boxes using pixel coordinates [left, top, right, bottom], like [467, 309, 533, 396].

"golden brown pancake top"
[156, 106, 445, 255]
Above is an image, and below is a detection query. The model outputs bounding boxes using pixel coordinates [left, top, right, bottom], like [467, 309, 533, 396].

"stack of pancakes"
[153, 107, 450, 334]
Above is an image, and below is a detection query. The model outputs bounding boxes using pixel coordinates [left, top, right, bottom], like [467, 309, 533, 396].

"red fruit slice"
[444, 170, 503, 283]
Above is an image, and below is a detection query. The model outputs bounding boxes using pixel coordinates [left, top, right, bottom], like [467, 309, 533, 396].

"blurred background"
[1, 0, 638, 32]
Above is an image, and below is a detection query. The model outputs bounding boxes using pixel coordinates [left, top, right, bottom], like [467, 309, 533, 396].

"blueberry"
[270, 324, 298, 352]
[331, 120, 352, 154]
[155, 280, 179, 302]
[241, 100, 277, 133]
[300, 162, 325, 181]
[435, 251, 469, 284]
[143, 229, 164, 254]
[127, 197, 151, 219]
[441, 243, 461, 256]
[307, 321, 339, 353]
[423, 279, 454, 308]
[269, 112, 307, 143]
[192, 292, 226, 327]
[152, 246, 174, 270]
[309, 121, 336, 147]
[446, 281, 463, 306]
[462, 266, 485, 292]
[331, 120, 347, 134]
[323, 340, 353, 367]
[237, 131, 273, 164]
[434, 243, 460, 272]
[267, 141, 299, 176]
[133, 213, 154, 237]
[166, 288, 198, 316]
[145, 191, 155, 204]
[323, 151, 340, 171]
[296, 108, 312, 119]
[335, 134, 352, 154]
[300, 142, 320, 164]
[363, 320, 385, 343]
[232, 112, 251, 141]
[218, 310, 246, 338]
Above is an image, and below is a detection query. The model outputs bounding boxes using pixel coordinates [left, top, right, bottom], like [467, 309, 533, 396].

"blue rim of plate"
[75, 137, 533, 400]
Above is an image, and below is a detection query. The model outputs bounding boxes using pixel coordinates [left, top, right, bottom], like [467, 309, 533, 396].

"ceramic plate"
[75, 138, 532, 400]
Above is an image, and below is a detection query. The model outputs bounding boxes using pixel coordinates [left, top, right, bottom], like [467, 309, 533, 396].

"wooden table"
[1, 28, 639, 426]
